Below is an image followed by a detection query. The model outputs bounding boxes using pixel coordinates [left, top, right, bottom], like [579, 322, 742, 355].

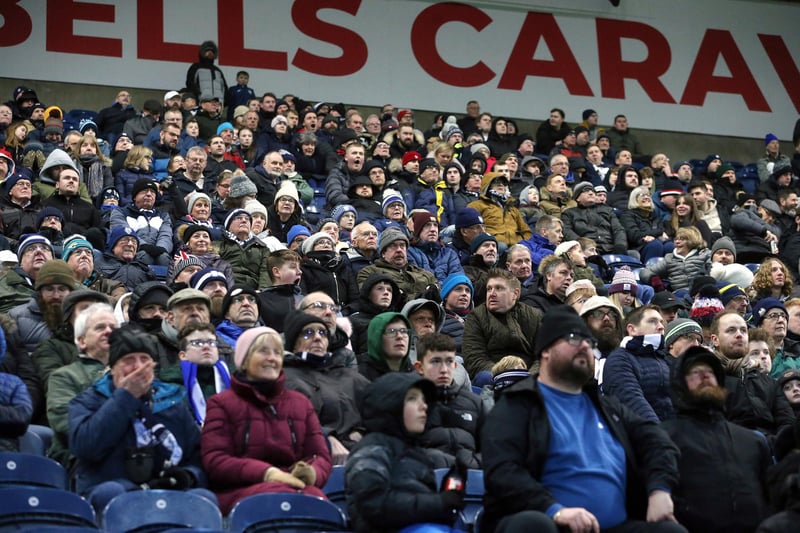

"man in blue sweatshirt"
[481, 305, 685, 533]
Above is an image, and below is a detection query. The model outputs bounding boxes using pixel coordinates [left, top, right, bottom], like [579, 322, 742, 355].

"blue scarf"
[181, 360, 232, 425]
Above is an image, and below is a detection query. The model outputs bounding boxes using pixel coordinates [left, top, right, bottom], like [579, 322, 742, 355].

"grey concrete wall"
[2, 77, 780, 166]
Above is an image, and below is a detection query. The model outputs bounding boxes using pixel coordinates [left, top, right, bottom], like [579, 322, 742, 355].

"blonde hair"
[491, 355, 527, 376]
[123, 145, 153, 169]
[675, 226, 704, 251]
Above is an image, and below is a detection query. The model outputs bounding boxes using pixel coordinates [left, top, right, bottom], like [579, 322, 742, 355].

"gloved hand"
[264, 466, 306, 489]
[290, 461, 317, 486]
[139, 244, 165, 257]
[440, 490, 465, 511]
[421, 284, 442, 304]
[147, 467, 195, 490]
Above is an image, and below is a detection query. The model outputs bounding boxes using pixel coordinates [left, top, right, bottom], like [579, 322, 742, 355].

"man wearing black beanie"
[481, 305, 684, 533]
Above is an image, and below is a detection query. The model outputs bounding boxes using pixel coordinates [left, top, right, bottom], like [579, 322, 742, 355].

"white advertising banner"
[1, 0, 798, 138]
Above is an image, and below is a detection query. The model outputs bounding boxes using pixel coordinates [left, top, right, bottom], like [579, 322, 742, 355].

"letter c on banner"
[411, 2, 495, 87]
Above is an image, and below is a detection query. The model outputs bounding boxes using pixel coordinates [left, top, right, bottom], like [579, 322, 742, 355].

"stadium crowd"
[3, 39, 800, 532]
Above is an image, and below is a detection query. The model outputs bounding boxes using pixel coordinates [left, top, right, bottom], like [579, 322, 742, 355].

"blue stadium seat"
[101, 490, 222, 533]
[689, 159, 706, 172]
[745, 263, 760, 273]
[602, 254, 644, 271]
[0, 452, 68, 489]
[0, 486, 96, 531]
[322, 465, 347, 519]
[148, 265, 169, 281]
[645, 257, 662, 268]
[458, 469, 485, 530]
[228, 493, 348, 533]
[18, 429, 45, 456]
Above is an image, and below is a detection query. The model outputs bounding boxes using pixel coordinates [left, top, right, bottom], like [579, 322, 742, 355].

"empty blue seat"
[459, 469, 485, 529]
[18, 429, 45, 456]
[101, 490, 222, 533]
[228, 493, 348, 532]
[0, 452, 67, 489]
[0, 486, 96, 531]
[602, 254, 644, 270]
[745, 263, 760, 273]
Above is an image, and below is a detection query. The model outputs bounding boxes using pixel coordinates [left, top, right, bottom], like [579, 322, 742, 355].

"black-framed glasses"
[383, 327, 409, 337]
[564, 333, 598, 349]
[587, 309, 616, 321]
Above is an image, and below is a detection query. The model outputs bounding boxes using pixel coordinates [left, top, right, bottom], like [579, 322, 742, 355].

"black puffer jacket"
[420, 377, 486, 469]
[282, 348, 369, 449]
[480, 375, 680, 533]
[661, 349, 769, 533]
[345, 373, 456, 533]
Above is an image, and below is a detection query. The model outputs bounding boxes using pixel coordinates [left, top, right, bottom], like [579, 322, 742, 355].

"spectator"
[750, 298, 799, 378]
[346, 372, 466, 533]
[757, 133, 791, 182]
[406, 210, 463, 285]
[358, 311, 414, 381]
[346, 273, 403, 356]
[521, 255, 574, 313]
[68, 325, 215, 513]
[480, 305, 681, 533]
[357, 227, 438, 301]
[282, 311, 369, 464]
[257, 249, 304, 332]
[218, 208, 271, 289]
[562, 181, 627, 254]
[215, 286, 261, 350]
[661, 346, 769, 532]
[463, 269, 541, 383]
[467, 172, 531, 246]
[640, 226, 710, 292]
[620, 186, 673, 263]
[710, 311, 794, 439]
[178, 323, 231, 426]
[518, 214, 562, 270]
[9, 259, 77, 353]
[46, 303, 118, 465]
[33, 289, 110, 393]
[603, 305, 672, 422]
[414, 332, 485, 469]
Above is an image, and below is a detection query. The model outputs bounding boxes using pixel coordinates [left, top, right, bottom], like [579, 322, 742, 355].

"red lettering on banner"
[137, 0, 197, 62]
[759, 34, 800, 113]
[0, 1, 32, 47]
[596, 18, 675, 103]
[292, 0, 367, 76]
[681, 29, 769, 112]
[46, 0, 121, 57]
[220, 0, 287, 70]
[411, 3, 494, 87]
[498, 12, 592, 95]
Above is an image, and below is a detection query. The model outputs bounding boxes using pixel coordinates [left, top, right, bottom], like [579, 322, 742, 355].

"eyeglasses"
[303, 301, 340, 313]
[23, 243, 51, 254]
[587, 309, 616, 321]
[301, 327, 328, 340]
[278, 197, 295, 204]
[187, 338, 219, 348]
[564, 333, 598, 349]
[764, 312, 788, 322]
[117, 237, 137, 246]
[383, 327, 410, 337]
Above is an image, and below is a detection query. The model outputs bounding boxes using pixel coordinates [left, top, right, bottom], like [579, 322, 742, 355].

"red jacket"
[201, 372, 332, 513]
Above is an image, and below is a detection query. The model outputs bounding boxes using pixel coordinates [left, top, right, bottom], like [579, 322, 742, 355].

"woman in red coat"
[201, 326, 332, 514]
